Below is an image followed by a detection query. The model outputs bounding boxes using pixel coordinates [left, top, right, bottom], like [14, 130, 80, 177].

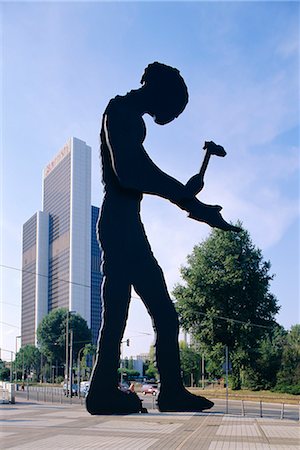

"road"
[140, 394, 299, 421]
[15, 386, 299, 421]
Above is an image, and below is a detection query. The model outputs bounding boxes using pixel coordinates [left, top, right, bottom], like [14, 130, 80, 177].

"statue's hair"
[141, 62, 188, 114]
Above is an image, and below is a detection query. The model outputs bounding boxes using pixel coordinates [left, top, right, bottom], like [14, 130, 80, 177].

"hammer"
[185, 140, 227, 197]
[201, 140, 226, 176]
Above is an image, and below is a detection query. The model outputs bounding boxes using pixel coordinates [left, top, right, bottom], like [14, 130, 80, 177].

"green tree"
[118, 367, 140, 381]
[81, 343, 96, 368]
[247, 325, 287, 390]
[200, 342, 224, 381]
[179, 341, 201, 386]
[143, 345, 159, 380]
[0, 359, 10, 381]
[275, 324, 300, 394]
[37, 308, 92, 367]
[15, 345, 41, 380]
[173, 223, 279, 389]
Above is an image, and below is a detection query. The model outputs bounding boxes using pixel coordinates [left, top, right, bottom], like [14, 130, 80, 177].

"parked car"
[119, 382, 130, 392]
[80, 381, 90, 397]
[141, 383, 158, 396]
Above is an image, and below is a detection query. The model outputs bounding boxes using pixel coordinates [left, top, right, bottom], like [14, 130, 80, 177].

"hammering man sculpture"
[86, 62, 240, 415]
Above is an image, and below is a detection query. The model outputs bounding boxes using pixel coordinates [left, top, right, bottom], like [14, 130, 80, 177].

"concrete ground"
[1, 400, 299, 450]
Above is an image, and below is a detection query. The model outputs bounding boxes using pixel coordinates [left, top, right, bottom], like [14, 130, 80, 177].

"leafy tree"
[275, 324, 300, 394]
[118, 367, 140, 380]
[179, 341, 201, 386]
[15, 345, 41, 380]
[173, 223, 280, 389]
[81, 343, 96, 370]
[0, 359, 10, 381]
[145, 364, 158, 380]
[246, 325, 287, 390]
[37, 308, 92, 367]
[198, 342, 224, 381]
[143, 345, 159, 380]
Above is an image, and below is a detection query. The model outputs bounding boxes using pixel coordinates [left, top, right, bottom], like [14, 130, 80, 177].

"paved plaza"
[1, 400, 299, 449]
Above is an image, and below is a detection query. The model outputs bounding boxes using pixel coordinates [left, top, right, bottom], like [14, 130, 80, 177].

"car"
[80, 381, 90, 397]
[141, 383, 158, 396]
[119, 382, 130, 392]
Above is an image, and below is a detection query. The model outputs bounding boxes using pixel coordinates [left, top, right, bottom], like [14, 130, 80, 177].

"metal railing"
[15, 385, 300, 421]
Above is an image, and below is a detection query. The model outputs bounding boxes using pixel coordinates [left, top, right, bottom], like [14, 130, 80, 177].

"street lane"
[14, 387, 300, 421]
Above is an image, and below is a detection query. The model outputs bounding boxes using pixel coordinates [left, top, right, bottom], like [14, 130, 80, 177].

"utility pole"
[77, 346, 85, 397]
[65, 310, 76, 395]
[15, 335, 21, 382]
[22, 351, 24, 383]
[10, 351, 13, 382]
[120, 341, 123, 384]
[225, 345, 229, 414]
[201, 354, 205, 389]
[65, 311, 69, 388]
[69, 329, 73, 397]
[40, 353, 43, 383]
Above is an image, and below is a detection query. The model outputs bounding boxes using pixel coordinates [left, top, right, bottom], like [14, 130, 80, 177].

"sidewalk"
[1, 400, 299, 449]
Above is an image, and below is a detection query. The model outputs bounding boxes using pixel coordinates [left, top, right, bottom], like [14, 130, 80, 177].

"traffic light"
[126, 339, 130, 346]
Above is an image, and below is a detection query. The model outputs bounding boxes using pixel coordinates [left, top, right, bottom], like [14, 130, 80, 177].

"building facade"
[21, 211, 49, 345]
[21, 137, 102, 346]
[90, 206, 102, 345]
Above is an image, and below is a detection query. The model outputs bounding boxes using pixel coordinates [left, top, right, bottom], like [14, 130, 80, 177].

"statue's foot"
[157, 389, 214, 412]
[86, 388, 142, 415]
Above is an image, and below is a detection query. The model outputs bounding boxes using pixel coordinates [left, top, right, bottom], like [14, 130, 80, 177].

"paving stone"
[260, 425, 300, 439]
[0, 431, 16, 438]
[1, 400, 299, 450]
[41, 410, 90, 418]
[2, 417, 75, 427]
[84, 419, 182, 434]
[217, 424, 261, 437]
[7, 435, 158, 450]
[209, 443, 299, 450]
[124, 411, 196, 420]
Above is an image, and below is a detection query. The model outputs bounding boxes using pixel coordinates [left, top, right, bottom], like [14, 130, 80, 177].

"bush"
[229, 371, 242, 390]
[242, 367, 264, 391]
[0, 367, 10, 381]
[274, 382, 300, 395]
[55, 376, 64, 384]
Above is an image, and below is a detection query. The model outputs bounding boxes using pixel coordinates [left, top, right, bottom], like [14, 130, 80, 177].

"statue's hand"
[178, 197, 241, 232]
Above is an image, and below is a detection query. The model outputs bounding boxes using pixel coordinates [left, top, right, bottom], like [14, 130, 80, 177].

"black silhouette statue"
[86, 62, 240, 415]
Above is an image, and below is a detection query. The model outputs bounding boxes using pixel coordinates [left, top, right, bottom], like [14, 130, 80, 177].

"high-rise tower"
[43, 137, 92, 322]
[21, 211, 49, 345]
[21, 137, 102, 346]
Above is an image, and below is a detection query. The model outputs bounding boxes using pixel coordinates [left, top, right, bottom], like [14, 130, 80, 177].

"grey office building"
[21, 137, 102, 346]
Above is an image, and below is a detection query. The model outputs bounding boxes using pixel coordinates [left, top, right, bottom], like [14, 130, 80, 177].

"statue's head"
[141, 62, 189, 125]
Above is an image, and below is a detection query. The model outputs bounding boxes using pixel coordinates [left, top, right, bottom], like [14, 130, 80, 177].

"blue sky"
[1, 1, 299, 359]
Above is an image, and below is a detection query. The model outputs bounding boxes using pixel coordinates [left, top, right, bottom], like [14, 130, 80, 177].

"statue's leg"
[133, 263, 182, 390]
[86, 273, 141, 414]
[133, 260, 214, 412]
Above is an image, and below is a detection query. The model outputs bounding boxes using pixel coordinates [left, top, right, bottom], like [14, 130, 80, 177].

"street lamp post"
[15, 336, 21, 382]
[120, 339, 131, 384]
[201, 354, 205, 389]
[69, 329, 73, 397]
[65, 310, 76, 396]
[10, 351, 15, 383]
[65, 313, 69, 386]
[77, 346, 86, 397]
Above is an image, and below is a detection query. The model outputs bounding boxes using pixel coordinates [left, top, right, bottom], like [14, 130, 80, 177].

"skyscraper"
[21, 211, 49, 345]
[91, 206, 102, 345]
[21, 137, 102, 346]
